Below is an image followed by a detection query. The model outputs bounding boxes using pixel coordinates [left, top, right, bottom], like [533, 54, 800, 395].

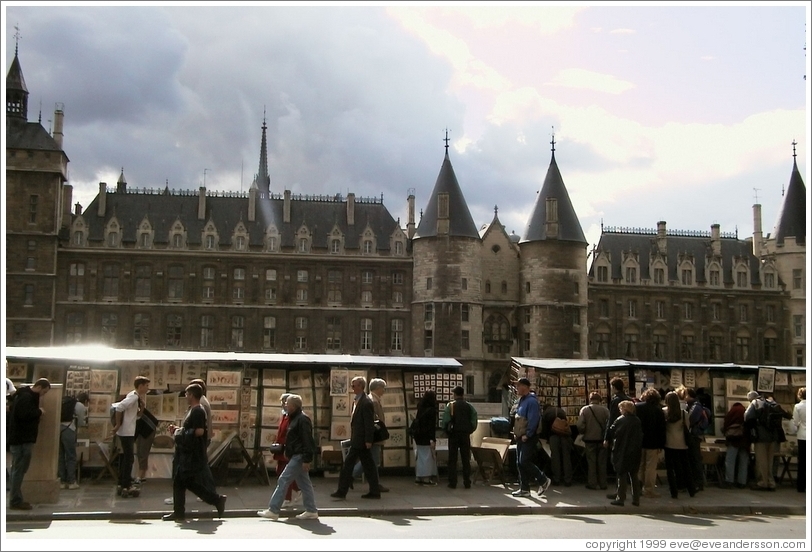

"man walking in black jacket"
[8, 378, 51, 510]
[442, 386, 478, 489]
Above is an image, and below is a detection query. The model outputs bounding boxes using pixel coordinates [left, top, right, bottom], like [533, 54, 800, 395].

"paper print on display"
[263, 388, 287, 407]
[145, 394, 163, 416]
[87, 393, 113, 418]
[289, 370, 312, 389]
[313, 371, 330, 389]
[298, 389, 314, 407]
[261, 406, 282, 427]
[250, 389, 258, 407]
[206, 370, 242, 388]
[65, 369, 91, 397]
[210, 409, 239, 424]
[348, 370, 367, 386]
[208, 388, 239, 405]
[774, 372, 789, 387]
[90, 369, 118, 394]
[381, 391, 405, 408]
[713, 396, 726, 417]
[160, 393, 179, 420]
[33, 364, 64, 384]
[382, 448, 408, 467]
[383, 410, 407, 428]
[332, 395, 350, 417]
[757, 367, 776, 393]
[87, 419, 112, 442]
[683, 370, 696, 389]
[669, 369, 683, 389]
[6, 362, 27, 380]
[262, 369, 286, 387]
[182, 362, 204, 382]
[385, 428, 408, 447]
[330, 420, 350, 441]
[712, 377, 726, 396]
[381, 371, 403, 387]
[330, 369, 349, 396]
[791, 373, 806, 386]
[245, 368, 259, 386]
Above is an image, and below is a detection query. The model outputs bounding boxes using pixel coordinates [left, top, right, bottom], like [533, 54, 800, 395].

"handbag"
[373, 419, 390, 442]
[135, 407, 158, 439]
[724, 423, 744, 438]
[269, 442, 285, 455]
[551, 416, 571, 437]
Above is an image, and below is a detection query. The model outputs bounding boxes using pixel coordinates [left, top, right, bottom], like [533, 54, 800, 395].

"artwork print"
[330, 369, 348, 396]
[330, 420, 350, 441]
[90, 369, 118, 394]
[757, 367, 776, 393]
[332, 395, 350, 416]
[33, 364, 64, 384]
[6, 362, 27, 380]
[207, 370, 242, 388]
[726, 379, 752, 399]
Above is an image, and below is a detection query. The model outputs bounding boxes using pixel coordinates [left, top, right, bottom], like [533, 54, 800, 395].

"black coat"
[284, 408, 316, 463]
[172, 405, 208, 478]
[606, 413, 643, 474]
[349, 393, 375, 447]
[8, 386, 43, 446]
[636, 400, 666, 450]
[412, 401, 437, 446]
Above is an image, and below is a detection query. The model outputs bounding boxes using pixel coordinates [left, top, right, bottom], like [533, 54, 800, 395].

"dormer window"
[331, 239, 341, 254]
[173, 234, 183, 248]
[140, 233, 150, 248]
[298, 238, 309, 253]
[625, 267, 637, 284]
[205, 235, 215, 250]
[108, 232, 118, 247]
[73, 231, 84, 246]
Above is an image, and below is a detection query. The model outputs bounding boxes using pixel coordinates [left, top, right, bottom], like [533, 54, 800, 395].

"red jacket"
[723, 402, 750, 450]
[273, 413, 291, 461]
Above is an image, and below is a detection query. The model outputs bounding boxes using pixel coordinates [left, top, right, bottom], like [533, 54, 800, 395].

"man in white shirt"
[113, 376, 150, 496]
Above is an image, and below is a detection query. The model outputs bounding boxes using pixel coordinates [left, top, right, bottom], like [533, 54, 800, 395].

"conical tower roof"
[771, 151, 806, 246]
[520, 145, 586, 245]
[413, 148, 479, 240]
[6, 46, 29, 120]
[255, 115, 271, 195]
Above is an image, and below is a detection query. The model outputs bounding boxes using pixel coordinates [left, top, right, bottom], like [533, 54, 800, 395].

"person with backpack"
[684, 387, 709, 491]
[745, 390, 791, 491]
[112, 375, 150, 498]
[8, 378, 51, 510]
[58, 392, 89, 490]
[511, 378, 551, 497]
[441, 386, 478, 489]
[577, 392, 610, 491]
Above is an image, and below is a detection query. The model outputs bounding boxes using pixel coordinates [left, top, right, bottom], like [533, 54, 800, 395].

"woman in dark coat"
[722, 401, 750, 488]
[604, 400, 643, 506]
[413, 390, 438, 485]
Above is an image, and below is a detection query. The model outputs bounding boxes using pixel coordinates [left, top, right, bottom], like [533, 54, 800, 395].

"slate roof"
[6, 52, 27, 95]
[413, 150, 479, 240]
[589, 230, 763, 286]
[770, 159, 806, 246]
[78, 189, 401, 249]
[5, 117, 64, 152]
[520, 152, 586, 245]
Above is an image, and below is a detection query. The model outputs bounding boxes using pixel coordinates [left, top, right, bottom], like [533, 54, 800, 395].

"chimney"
[346, 193, 355, 226]
[198, 187, 206, 220]
[61, 183, 73, 230]
[752, 204, 763, 257]
[98, 182, 107, 217]
[52, 103, 64, 150]
[283, 189, 291, 223]
[656, 220, 667, 253]
[711, 223, 721, 256]
[75, 202, 83, 216]
[407, 193, 416, 239]
[248, 187, 256, 222]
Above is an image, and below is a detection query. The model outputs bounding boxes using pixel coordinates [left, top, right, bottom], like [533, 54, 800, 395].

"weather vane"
[550, 126, 556, 153]
[14, 24, 21, 55]
[443, 128, 451, 151]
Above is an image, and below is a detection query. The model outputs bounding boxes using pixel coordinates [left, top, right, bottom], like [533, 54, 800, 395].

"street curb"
[7, 505, 805, 522]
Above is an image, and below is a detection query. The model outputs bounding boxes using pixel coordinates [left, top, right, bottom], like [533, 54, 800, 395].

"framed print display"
[207, 388, 239, 405]
[210, 409, 239, 425]
[261, 407, 282, 427]
[713, 396, 726, 417]
[726, 379, 752, 399]
[289, 370, 312, 389]
[712, 377, 726, 396]
[33, 364, 63, 384]
[774, 372, 789, 387]
[757, 367, 776, 393]
[65, 368, 91, 397]
[263, 388, 287, 407]
[298, 389, 314, 408]
[381, 391, 404, 408]
[669, 369, 683, 389]
[383, 409, 407, 428]
[382, 448, 408, 467]
[160, 393, 179, 420]
[6, 362, 28, 380]
[206, 370, 241, 388]
[182, 362, 204, 382]
[144, 394, 163, 417]
[262, 369, 286, 387]
[90, 369, 118, 394]
[330, 420, 350, 441]
[330, 369, 349, 396]
[332, 395, 351, 417]
[313, 371, 330, 389]
[87, 393, 112, 418]
[385, 428, 408, 448]
[259, 428, 278, 448]
[791, 373, 806, 386]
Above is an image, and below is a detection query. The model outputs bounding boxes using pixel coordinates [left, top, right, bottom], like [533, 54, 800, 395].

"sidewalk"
[6, 474, 807, 522]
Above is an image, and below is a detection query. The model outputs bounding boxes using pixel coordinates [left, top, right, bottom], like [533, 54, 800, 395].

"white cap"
[6, 378, 16, 396]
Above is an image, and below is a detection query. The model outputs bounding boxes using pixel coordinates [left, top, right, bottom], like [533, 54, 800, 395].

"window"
[628, 300, 637, 318]
[736, 335, 750, 361]
[101, 313, 118, 345]
[200, 315, 214, 348]
[794, 315, 804, 338]
[296, 288, 308, 302]
[265, 269, 277, 302]
[461, 330, 470, 350]
[681, 269, 692, 285]
[737, 270, 747, 288]
[235, 236, 246, 251]
[328, 270, 342, 303]
[232, 268, 246, 301]
[331, 239, 341, 254]
[461, 278, 468, 291]
[597, 266, 608, 283]
[391, 319, 403, 351]
[361, 290, 372, 303]
[362, 270, 374, 284]
[712, 303, 722, 321]
[360, 318, 372, 351]
[680, 334, 694, 361]
[763, 336, 776, 362]
[710, 269, 720, 286]
[66, 312, 84, 343]
[740, 304, 749, 323]
[709, 335, 723, 361]
[102, 264, 120, 298]
[265, 286, 277, 301]
[426, 277, 432, 290]
[205, 235, 215, 250]
[395, 241, 404, 255]
[572, 308, 580, 326]
[140, 233, 150, 248]
[74, 231, 84, 246]
[392, 291, 403, 304]
[29, 195, 38, 223]
[501, 281, 508, 294]
[298, 238, 308, 253]
[295, 317, 308, 351]
[793, 269, 802, 290]
[326, 316, 342, 350]
[173, 234, 183, 248]
[23, 284, 34, 306]
[263, 316, 276, 350]
[599, 299, 609, 318]
[485, 281, 492, 293]
[392, 272, 404, 285]
[654, 267, 665, 285]
[525, 281, 531, 293]
[424, 329, 433, 351]
[133, 314, 150, 347]
[234, 268, 245, 280]
[166, 314, 182, 348]
[424, 303, 433, 322]
[525, 309, 531, 324]
[656, 300, 665, 319]
[231, 316, 245, 350]
[653, 333, 666, 359]
[134, 265, 151, 300]
[624, 331, 638, 358]
[202, 266, 215, 300]
[68, 262, 85, 299]
[268, 236, 277, 252]
[296, 317, 308, 330]
[683, 302, 693, 320]
[523, 332, 530, 353]
[766, 304, 775, 323]
[764, 272, 775, 289]
[108, 232, 118, 247]
[595, 331, 609, 358]
[167, 265, 184, 300]
[297, 270, 308, 282]
[363, 240, 373, 254]
[461, 303, 469, 322]
[295, 336, 307, 350]
[625, 267, 637, 284]
[266, 269, 277, 281]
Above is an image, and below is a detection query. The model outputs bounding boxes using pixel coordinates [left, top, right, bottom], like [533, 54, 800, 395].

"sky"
[3, 2, 810, 258]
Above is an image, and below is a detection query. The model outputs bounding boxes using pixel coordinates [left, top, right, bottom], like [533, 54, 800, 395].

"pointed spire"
[550, 126, 556, 155]
[443, 128, 450, 152]
[255, 108, 271, 195]
[771, 146, 807, 246]
[117, 168, 127, 193]
[6, 25, 29, 120]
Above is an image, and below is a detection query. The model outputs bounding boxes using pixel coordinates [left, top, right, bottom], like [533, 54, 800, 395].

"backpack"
[61, 395, 78, 423]
[689, 404, 711, 436]
[110, 403, 120, 426]
[758, 400, 785, 432]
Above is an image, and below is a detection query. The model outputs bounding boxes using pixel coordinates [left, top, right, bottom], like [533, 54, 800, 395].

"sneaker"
[424, 480, 437, 486]
[60, 483, 68, 490]
[610, 499, 625, 506]
[538, 478, 551, 496]
[133, 477, 142, 485]
[511, 489, 531, 497]
[257, 509, 279, 520]
[67, 482, 80, 490]
[295, 511, 319, 520]
[164, 498, 174, 505]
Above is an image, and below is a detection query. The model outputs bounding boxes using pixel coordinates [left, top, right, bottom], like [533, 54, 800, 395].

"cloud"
[610, 28, 636, 34]
[701, 55, 716, 61]
[545, 68, 636, 94]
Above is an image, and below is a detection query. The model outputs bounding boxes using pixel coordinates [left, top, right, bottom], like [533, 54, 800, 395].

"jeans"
[9, 443, 34, 506]
[725, 445, 749, 485]
[686, 433, 706, 489]
[275, 458, 300, 500]
[584, 441, 608, 488]
[267, 454, 318, 514]
[117, 435, 135, 489]
[353, 442, 382, 479]
[516, 435, 547, 491]
[58, 426, 78, 484]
